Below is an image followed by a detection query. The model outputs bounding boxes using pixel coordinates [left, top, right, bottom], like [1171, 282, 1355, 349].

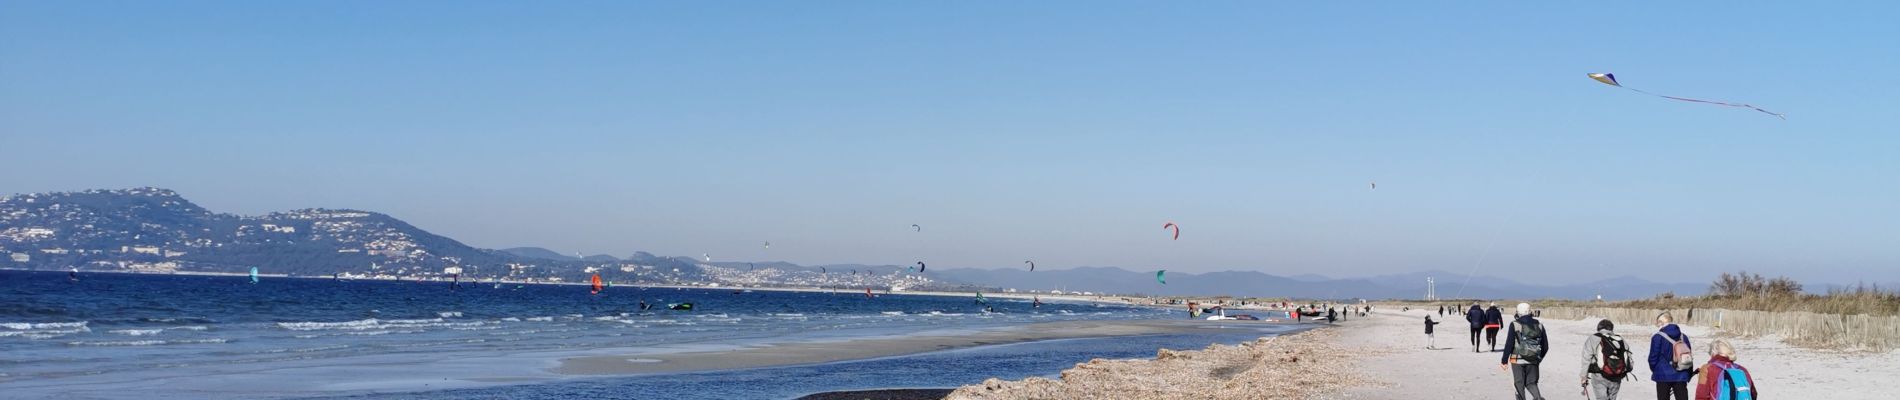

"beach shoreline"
[555, 319, 1303, 375]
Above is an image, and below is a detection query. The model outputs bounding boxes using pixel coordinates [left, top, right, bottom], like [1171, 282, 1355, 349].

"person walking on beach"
[1425, 315, 1442, 349]
[1326, 307, 1336, 324]
[1485, 302, 1505, 352]
[1439, 305, 1445, 316]
[1466, 303, 1486, 353]
[1500, 303, 1549, 400]
[1650, 312, 1695, 400]
[1582, 319, 1634, 400]
[1693, 340, 1757, 400]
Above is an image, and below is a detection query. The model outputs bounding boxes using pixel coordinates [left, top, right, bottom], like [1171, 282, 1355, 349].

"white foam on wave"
[526, 317, 554, 322]
[767, 313, 804, 317]
[880, 311, 904, 316]
[108, 329, 164, 336]
[500, 317, 521, 322]
[438, 311, 463, 318]
[1, 321, 89, 330]
[172, 326, 209, 331]
[275, 318, 467, 331]
[66, 338, 228, 346]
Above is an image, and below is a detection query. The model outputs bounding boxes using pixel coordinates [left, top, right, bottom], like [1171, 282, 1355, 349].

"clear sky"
[4, 2, 1896, 285]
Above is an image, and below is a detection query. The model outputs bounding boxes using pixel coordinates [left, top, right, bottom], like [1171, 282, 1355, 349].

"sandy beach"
[1332, 306, 1900, 399]
[946, 306, 1900, 399]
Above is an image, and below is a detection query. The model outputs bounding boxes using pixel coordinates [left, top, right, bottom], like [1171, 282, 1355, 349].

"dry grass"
[1385, 285, 1900, 352]
[1538, 306, 1900, 352]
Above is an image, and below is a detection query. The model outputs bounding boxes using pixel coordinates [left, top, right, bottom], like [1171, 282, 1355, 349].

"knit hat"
[1597, 319, 1614, 331]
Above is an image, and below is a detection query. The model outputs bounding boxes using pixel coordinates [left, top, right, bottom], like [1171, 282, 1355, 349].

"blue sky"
[3, 2, 1896, 284]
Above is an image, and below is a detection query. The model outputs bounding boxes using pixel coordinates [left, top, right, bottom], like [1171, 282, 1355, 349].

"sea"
[1, 270, 1308, 399]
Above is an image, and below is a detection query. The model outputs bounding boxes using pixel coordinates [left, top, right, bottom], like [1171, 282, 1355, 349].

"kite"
[1370, 181, 1377, 190]
[1025, 260, 1035, 271]
[820, 267, 827, 274]
[911, 224, 922, 232]
[916, 261, 926, 273]
[1588, 73, 1783, 119]
[703, 253, 711, 262]
[1156, 270, 1167, 285]
[763, 241, 771, 249]
[1163, 222, 1180, 240]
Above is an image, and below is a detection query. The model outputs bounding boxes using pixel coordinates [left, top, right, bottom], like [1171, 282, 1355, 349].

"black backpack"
[1590, 333, 1633, 381]
[1512, 320, 1545, 363]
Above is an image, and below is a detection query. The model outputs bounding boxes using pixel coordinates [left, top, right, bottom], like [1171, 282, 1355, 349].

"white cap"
[1516, 303, 1531, 315]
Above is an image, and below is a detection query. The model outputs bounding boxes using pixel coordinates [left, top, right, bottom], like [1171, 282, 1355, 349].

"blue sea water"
[0, 270, 1301, 399]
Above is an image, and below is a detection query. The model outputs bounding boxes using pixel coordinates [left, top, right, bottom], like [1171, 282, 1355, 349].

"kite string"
[1621, 86, 1785, 119]
[1450, 165, 1546, 300]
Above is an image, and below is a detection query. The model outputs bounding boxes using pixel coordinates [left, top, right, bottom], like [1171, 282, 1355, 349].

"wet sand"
[794, 389, 955, 400]
[945, 328, 1352, 399]
[556, 319, 1259, 375]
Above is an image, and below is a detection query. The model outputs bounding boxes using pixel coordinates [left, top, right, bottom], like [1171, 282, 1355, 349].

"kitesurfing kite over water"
[911, 224, 921, 232]
[1156, 270, 1167, 285]
[1025, 260, 1035, 271]
[915, 262, 926, 273]
[1163, 222, 1180, 240]
[1588, 73, 1783, 119]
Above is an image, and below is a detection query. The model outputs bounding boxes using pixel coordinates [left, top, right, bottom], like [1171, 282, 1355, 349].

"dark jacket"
[1649, 324, 1695, 382]
[1466, 305, 1485, 329]
[1484, 306, 1504, 326]
[1425, 317, 1440, 334]
[1500, 314, 1549, 364]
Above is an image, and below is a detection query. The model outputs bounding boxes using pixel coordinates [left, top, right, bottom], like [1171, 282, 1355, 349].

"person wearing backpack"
[1693, 340, 1757, 400]
[1500, 303, 1549, 400]
[1649, 312, 1695, 400]
[1582, 319, 1634, 400]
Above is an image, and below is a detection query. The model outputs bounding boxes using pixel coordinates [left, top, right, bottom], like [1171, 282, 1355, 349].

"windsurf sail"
[864, 288, 875, 299]
[249, 267, 259, 284]
[668, 303, 694, 311]
[590, 273, 603, 295]
[975, 291, 988, 304]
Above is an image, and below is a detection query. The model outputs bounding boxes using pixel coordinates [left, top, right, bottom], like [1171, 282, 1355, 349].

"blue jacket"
[1499, 315, 1548, 364]
[1648, 324, 1694, 382]
[1466, 305, 1485, 328]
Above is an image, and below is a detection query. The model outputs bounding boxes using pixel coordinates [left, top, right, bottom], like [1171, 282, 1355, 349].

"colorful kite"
[1588, 73, 1783, 119]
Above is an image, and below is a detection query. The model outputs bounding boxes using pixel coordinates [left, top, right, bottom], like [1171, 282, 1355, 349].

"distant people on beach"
[1326, 308, 1336, 324]
[1694, 340, 1757, 400]
[1650, 312, 1695, 400]
[1424, 315, 1442, 349]
[1485, 302, 1505, 352]
[1582, 319, 1633, 400]
[1500, 303, 1549, 400]
[1466, 303, 1486, 353]
[1439, 305, 1446, 316]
